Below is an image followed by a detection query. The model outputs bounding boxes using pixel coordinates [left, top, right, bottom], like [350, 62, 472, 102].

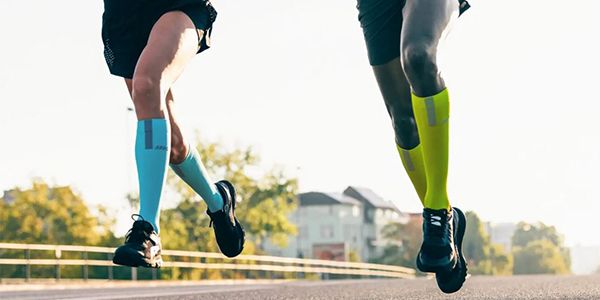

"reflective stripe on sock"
[397, 144, 427, 205]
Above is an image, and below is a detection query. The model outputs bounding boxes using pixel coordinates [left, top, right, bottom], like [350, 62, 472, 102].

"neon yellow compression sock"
[397, 144, 427, 205]
[411, 89, 451, 210]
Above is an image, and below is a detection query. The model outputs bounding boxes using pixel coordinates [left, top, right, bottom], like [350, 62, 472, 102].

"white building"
[265, 186, 407, 262]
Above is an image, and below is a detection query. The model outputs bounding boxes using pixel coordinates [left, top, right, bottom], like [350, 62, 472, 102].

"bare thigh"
[400, 0, 458, 96]
[130, 11, 201, 120]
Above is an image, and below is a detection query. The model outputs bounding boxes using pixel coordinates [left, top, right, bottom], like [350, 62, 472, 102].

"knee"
[131, 74, 162, 112]
[391, 115, 420, 149]
[401, 42, 438, 82]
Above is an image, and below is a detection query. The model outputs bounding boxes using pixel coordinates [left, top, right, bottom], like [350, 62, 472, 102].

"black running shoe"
[416, 208, 458, 273]
[113, 215, 163, 268]
[435, 207, 468, 294]
[207, 180, 245, 258]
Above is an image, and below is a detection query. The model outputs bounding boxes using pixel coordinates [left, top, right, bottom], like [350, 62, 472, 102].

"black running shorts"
[357, 0, 470, 66]
[102, 0, 217, 78]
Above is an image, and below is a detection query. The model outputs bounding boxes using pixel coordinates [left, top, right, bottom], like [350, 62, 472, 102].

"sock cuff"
[411, 88, 449, 101]
[396, 143, 421, 152]
[170, 143, 196, 167]
[411, 89, 449, 127]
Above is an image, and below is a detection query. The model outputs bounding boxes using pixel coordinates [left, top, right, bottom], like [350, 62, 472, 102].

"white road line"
[57, 285, 276, 300]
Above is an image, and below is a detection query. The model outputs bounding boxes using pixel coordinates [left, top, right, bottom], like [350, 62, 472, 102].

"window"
[352, 205, 360, 217]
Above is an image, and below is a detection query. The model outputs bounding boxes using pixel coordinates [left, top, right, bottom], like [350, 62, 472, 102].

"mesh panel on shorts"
[103, 38, 116, 67]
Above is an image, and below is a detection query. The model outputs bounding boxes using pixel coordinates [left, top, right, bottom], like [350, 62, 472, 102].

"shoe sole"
[416, 252, 456, 273]
[113, 253, 163, 268]
[215, 180, 245, 258]
[435, 207, 468, 294]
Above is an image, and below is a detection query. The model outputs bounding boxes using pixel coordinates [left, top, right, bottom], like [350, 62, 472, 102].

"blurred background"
[1, 0, 599, 280]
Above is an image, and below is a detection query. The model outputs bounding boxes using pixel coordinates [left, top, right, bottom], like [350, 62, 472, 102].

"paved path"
[2, 275, 600, 299]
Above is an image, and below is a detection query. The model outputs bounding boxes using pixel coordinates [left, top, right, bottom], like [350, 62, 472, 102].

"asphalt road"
[2, 275, 600, 300]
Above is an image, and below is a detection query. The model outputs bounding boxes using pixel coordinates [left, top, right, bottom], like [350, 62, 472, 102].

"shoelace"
[124, 214, 151, 244]
[425, 214, 445, 238]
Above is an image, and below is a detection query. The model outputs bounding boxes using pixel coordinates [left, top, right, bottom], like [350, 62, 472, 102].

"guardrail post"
[25, 248, 31, 282]
[299, 262, 305, 280]
[55, 248, 62, 282]
[83, 251, 89, 281]
[131, 267, 137, 281]
[152, 268, 157, 280]
[56, 264, 61, 281]
[108, 253, 114, 280]
[203, 258, 209, 280]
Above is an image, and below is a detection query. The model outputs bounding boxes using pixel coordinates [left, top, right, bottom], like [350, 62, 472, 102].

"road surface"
[2, 275, 600, 299]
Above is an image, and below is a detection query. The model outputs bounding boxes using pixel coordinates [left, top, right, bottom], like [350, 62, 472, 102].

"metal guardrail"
[0, 243, 415, 281]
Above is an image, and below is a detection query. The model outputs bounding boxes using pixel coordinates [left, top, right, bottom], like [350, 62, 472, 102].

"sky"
[1, 0, 599, 246]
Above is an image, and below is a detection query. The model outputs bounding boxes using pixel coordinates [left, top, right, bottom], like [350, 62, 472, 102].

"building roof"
[2, 190, 16, 204]
[298, 192, 361, 206]
[343, 186, 399, 210]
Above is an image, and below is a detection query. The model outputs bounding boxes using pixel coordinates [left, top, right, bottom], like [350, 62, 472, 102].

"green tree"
[463, 211, 512, 275]
[473, 243, 513, 275]
[511, 222, 570, 274]
[348, 249, 361, 263]
[0, 181, 117, 278]
[513, 239, 570, 274]
[512, 222, 562, 248]
[464, 211, 488, 264]
[0, 181, 113, 245]
[374, 215, 422, 269]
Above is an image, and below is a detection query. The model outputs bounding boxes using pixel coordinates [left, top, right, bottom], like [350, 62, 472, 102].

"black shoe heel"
[435, 207, 468, 294]
[209, 180, 245, 258]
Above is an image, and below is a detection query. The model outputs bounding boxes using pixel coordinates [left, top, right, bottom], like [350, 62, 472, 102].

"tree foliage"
[0, 181, 114, 245]
[464, 211, 488, 263]
[464, 211, 512, 275]
[511, 222, 570, 275]
[374, 215, 422, 269]
[0, 181, 119, 279]
[513, 240, 570, 274]
[512, 222, 563, 248]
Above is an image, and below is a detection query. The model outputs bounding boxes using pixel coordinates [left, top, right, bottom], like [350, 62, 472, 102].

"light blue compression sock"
[136, 119, 170, 233]
[170, 146, 224, 212]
